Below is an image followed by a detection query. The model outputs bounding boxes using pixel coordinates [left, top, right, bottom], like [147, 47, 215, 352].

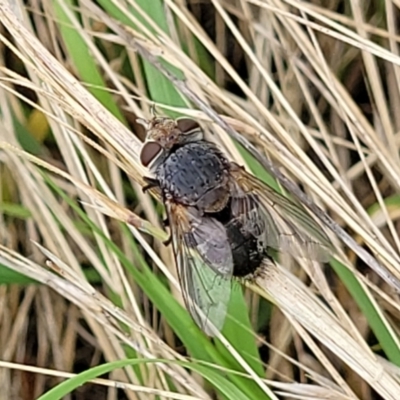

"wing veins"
[166, 201, 232, 335]
[231, 167, 333, 261]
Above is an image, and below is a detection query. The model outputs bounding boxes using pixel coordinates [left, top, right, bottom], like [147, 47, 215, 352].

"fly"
[139, 116, 332, 335]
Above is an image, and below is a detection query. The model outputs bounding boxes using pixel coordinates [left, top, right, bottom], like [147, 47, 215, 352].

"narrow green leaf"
[38, 358, 254, 400]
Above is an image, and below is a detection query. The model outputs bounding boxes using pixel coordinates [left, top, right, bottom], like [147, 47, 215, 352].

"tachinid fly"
[139, 116, 332, 335]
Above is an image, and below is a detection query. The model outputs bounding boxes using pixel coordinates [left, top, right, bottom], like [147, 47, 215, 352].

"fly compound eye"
[176, 118, 203, 142]
[176, 118, 200, 134]
[140, 141, 163, 167]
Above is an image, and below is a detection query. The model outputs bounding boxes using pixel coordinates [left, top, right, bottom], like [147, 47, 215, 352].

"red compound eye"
[140, 142, 162, 166]
[176, 118, 200, 134]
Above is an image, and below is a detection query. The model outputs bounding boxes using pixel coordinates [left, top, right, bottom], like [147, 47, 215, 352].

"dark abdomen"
[225, 218, 264, 277]
[208, 202, 264, 277]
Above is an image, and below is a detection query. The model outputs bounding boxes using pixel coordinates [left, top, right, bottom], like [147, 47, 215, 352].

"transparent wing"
[166, 201, 233, 336]
[230, 166, 332, 262]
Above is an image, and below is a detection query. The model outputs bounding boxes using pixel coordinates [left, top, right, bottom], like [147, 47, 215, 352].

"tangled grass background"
[0, 1, 400, 399]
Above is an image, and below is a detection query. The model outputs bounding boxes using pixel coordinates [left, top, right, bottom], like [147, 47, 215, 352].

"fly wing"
[230, 166, 332, 262]
[165, 201, 233, 336]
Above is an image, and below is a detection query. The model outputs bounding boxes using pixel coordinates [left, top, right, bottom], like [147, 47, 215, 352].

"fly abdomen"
[223, 217, 264, 277]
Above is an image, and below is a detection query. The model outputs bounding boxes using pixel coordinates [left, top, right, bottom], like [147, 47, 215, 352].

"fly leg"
[162, 216, 172, 246]
[163, 233, 172, 246]
[142, 178, 171, 245]
[142, 177, 159, 193]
